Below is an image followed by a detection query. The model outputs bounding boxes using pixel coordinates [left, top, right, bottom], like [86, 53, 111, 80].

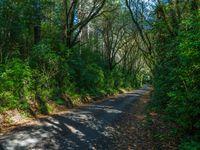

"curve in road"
[0, 86, 151, 150]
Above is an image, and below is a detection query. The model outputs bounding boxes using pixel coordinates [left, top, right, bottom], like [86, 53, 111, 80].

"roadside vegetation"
[148, 1, 200, 149]
[0, 0, 149, 115]
[0, 0, 199, 149]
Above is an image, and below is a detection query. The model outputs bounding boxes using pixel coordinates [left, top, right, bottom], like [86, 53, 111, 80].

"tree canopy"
[0, 0, 199, 148]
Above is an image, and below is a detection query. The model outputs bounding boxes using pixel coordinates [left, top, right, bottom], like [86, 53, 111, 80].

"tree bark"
[34, 0, 41, 44]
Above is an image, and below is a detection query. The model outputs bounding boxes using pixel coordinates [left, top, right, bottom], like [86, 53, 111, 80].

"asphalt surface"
[0, 86, 150, 150]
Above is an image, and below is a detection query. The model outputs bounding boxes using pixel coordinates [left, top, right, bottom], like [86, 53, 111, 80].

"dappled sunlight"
[81, 105, 123, 114]
[65, 124, 85, 137]
[0, 88, 149, 150]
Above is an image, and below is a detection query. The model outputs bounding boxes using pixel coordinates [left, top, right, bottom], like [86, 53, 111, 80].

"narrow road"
[0, 87, 151, 150]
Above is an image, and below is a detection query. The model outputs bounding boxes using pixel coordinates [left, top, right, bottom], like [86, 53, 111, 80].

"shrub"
[30, 43, 60, 77]
[179, 138, 200, 150]
[151, 11, 200, 148]
[0, 58, 55, 113]
[81, 63, 105, 95]
[0, 59, 33, 111]
[165, 20, 200, 142]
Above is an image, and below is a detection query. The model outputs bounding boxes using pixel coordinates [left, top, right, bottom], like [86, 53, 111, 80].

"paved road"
[0, 87, 150, 150]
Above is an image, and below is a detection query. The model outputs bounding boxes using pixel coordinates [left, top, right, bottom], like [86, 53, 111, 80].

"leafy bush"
[0, 58, 56, 113]
[0, 39, 139, 114]
[112, 70, 124, 89]
[152, 10, 200, 148]
[168, 16, 200, 131]
[81, 64, 105, 94]
[179, 138, 200, 150]
[0, 59, 33, 111]
[30, 43, 60, 77]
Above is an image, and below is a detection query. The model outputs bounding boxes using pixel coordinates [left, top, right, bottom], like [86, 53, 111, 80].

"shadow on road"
[0, 88, 150, 150]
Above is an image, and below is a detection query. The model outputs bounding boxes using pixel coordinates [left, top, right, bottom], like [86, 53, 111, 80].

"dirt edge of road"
[108, 89, 179, 150]
[0, 88, 138, 135]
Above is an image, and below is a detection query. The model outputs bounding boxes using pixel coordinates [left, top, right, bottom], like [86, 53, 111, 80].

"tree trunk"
[34, 0, 41, 44]
[34, 25, 41, 44]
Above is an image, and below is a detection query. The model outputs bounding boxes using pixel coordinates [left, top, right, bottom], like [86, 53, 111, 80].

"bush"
[81, 64, 104, 93]
[0, 59, 33, 111]
[152, 10, 200, 148]
[30, 43, 60, 77]
[179, 138, 200, 150]
[166, 16, 200, 133]
[0, 58, 56, 113]
[112, 70, 124, 89]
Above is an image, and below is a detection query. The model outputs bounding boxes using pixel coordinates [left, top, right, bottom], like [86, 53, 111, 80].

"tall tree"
[62, 0, 106, 48]
[33, 0, 42, 44]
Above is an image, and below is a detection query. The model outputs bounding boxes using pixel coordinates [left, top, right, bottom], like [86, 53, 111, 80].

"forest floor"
[0, 86, 178, 150]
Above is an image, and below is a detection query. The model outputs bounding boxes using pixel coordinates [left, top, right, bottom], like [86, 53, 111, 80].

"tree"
[125, 0, 152, 53]
[100, 9, 132, 70]
[125, 0, 156, 72]
[150, 0, 200, 148]
[62, 0, 106, 48]
[33, 0, 42, 44]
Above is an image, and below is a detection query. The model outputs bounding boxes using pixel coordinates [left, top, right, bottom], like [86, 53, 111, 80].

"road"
[0, 87, 150, 150]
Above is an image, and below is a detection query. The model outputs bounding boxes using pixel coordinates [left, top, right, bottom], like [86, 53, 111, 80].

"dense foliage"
[0, 0, 199, 149]
[151, 2, 200, 149]
[0, 0, 148, 114]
